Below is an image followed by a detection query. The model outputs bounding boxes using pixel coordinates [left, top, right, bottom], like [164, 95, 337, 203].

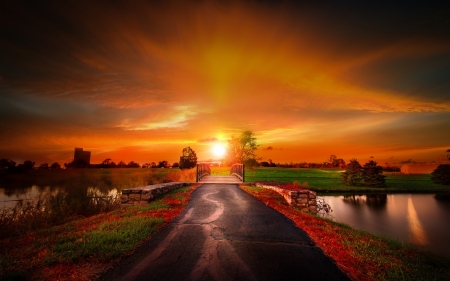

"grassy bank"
[0, 168, 196, 239]
[0, 184, 199, 281]
[209, 167, 449, 193]
[240, 185, 450, 281]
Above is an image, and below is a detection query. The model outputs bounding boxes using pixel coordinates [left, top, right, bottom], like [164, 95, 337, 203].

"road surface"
[99, 184, 349, 281]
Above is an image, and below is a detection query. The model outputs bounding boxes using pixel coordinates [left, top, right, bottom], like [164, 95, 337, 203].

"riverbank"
[240, 185, 450, 281]
[0, 184, 200, 281]
[1, 183, 449, 280]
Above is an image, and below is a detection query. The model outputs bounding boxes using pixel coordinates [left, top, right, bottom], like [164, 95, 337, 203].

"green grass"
[228, 167, 449, 193]
[336, 221, 450, 280]
[51, 216, 164, 262]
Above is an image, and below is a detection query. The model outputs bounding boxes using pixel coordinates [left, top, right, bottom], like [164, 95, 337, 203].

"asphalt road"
[99, 184, 350, 281]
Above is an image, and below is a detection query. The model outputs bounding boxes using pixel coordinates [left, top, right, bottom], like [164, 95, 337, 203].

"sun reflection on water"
[407, 197, 429, 245]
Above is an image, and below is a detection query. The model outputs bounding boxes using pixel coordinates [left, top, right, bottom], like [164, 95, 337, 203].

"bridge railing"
[230, 163, 245, 182]
[196, 164, 211, 182]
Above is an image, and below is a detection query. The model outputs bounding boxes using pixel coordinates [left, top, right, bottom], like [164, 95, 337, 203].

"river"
[320, 193, 450, 257]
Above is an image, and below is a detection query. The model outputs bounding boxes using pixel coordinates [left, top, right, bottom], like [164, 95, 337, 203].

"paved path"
[100, 184, 349, 281]
[198, 175, 243, 184]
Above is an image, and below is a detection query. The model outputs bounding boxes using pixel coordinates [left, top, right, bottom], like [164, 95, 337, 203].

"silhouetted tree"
[179, 147, 197, 169]
[38, 163, 49, 169]
[16, 160, 35, 172]
[431, 164, 450, 186]
[127, 161, 140, 168]
[64, 159, 88, 168]
[157, 160, 168, 168]
[142, 163, 151, 168]
[361, 160, 386, 187]
[172, 162, 180, 168]
[0, 159, 16, 170]
[341, 159, 363, 186]
[117, 161, 127, 168]
[50, 162, 61, 169]
[224, 131, 261, 166]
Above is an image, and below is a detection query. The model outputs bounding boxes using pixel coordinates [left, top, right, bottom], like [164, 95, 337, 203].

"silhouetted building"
[74, 148, 91, 165]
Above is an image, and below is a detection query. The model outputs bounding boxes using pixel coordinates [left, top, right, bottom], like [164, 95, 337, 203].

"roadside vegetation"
[240, 185, 450, 281]
[0, 168, 195, 240]
[0, 185, 199, 281]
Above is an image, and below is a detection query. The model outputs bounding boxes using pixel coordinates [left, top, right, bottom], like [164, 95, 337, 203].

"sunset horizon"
[1, 0, 449, 166]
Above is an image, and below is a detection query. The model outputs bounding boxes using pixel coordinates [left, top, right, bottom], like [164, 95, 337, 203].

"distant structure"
[197, 159, 222, 167]
[401, 164, 438, 174]
[74, 148, 91, 165]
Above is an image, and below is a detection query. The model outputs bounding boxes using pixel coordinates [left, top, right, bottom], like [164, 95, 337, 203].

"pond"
[320, 193, 450, 257]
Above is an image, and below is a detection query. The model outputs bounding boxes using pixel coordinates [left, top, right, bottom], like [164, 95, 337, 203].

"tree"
[172, 162, 180, 168]
[50, 162, 61, 169]
[341, 159, 386, 187]
[179, 147, 197, 169]
[117, 161, 127, 168]
[361, 160, 386, 187]
[431, 164, 450, 185]
[341, 159, 363, 186]
[17, 160, 35, 171]
[127, 161, 140, 168]
[447, 149, 450, 161]
[157, 160, 168, 168]
[0, 159, 16, 170]
[38, 163, 49, 169]
[64, 159, 88, 168]
[225, 131, 261, 166]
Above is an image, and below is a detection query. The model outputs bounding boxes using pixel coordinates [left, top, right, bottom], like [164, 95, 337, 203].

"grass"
[240, 185, 450, 281]
[0, 168, 196, 239]
[0, 184, 199, 281]
[224, 167, 449, 193]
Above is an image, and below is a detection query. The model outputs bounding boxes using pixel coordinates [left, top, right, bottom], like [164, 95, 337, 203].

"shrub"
[341, 158, 363, 186]
[341, 159, 386, 187]
[362, 160, 386, 187]
[431, 164, 450, 185]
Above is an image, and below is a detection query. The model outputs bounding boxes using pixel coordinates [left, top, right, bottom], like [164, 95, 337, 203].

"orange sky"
[0, 1, 449, 166]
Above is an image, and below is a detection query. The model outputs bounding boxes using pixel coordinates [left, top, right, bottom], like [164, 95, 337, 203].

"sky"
[0, 0, 449, 166]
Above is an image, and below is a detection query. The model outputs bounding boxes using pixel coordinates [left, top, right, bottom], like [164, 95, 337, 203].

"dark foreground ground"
[100, 184, 349, 281]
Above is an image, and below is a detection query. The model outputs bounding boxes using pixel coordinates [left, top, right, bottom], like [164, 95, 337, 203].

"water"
[0, 185, 119, 211]
[320, 193, 450, 257]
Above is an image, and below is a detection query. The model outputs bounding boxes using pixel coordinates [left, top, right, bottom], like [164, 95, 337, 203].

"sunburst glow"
[212, 144, 226, 158]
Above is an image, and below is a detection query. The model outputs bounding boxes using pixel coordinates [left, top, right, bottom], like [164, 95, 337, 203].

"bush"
[431, 164, 450, 185]
[341, 159, 363, 186]
[341, 159, 386, 187]
[362, 160, 386, 187]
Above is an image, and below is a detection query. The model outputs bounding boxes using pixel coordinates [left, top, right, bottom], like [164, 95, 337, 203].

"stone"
[129, 194, 141, 201]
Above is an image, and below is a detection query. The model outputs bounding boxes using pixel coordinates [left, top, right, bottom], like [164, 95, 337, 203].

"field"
[1, 167, 449, 280]
[210, 167, 449, 193]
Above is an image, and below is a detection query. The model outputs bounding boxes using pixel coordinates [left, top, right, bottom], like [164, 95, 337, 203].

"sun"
[212, 144, 226, 158]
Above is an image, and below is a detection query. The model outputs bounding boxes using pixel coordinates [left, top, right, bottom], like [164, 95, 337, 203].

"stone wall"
[255, 183, 317, 212]
[121, 182, 191, 205]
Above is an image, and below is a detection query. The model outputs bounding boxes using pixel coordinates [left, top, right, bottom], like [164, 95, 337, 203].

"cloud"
[197, 137, 218, 143]
[0, 1, 449, 164]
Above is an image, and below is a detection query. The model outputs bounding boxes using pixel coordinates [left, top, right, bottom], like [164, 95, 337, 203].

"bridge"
[196, 163, 244, 184]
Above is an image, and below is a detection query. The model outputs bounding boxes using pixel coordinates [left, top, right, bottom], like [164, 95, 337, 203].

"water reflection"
[321, 193, 450, 257]
[343, 194, 387, 209]
[407, 197, 429, 245]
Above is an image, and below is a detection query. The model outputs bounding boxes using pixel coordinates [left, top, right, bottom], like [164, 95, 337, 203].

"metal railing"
[196, 164, 211, 182]
[230, 163, 245, 182]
